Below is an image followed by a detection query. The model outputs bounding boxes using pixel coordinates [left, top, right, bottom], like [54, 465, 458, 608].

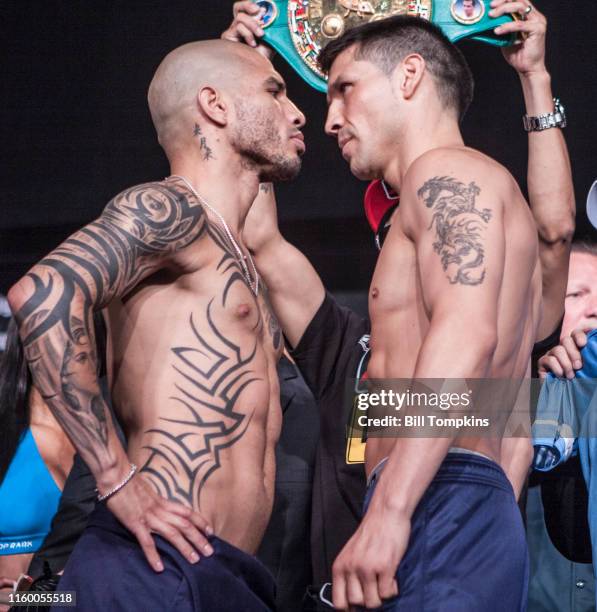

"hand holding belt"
[255, 0, 516, 93]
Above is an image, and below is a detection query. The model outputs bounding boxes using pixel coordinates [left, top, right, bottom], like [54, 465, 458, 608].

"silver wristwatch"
[523, 98, 567, 132]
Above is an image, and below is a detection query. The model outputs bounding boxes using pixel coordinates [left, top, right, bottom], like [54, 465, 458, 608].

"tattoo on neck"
[193, 123, 215, 161]
[418, 176, 492, 286]
[259, 183, 272, 194]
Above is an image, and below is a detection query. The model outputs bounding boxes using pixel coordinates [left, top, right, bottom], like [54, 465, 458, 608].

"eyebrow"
[263, 76, 285, 93]
[328, 76, 341, 94]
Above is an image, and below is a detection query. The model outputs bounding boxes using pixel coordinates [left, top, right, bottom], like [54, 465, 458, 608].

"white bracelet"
[97, 463, 137, 502]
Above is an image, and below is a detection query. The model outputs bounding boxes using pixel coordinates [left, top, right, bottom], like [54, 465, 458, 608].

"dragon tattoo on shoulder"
[417, 176, 492, 286]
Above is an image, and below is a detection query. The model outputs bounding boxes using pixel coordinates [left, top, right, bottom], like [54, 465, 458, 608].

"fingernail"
[190, 552, 200, 563]
[490, 0, 497, 6]
[567, 371, 575, 379]
[574, 360, 582, 369]
[257, 28, 265, 36]
[156, 561, 164, 572]
[494, 26, 502, 33]
[203, 544, 214, 556]
[251, 41, 257, 47]
[488, 9, 496, 16]
[206, 526, 214, 535]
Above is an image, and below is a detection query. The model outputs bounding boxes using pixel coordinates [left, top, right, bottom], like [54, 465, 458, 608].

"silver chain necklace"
[169, 175, 260, 296]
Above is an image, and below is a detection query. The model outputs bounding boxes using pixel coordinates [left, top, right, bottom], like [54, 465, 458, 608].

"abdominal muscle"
[119, 368, 281, 555]
[129, 422, 278, 554]
[108, 312, 282, 554]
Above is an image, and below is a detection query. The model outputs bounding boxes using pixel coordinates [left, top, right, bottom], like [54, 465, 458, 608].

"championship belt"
[255, 0, 516, 92]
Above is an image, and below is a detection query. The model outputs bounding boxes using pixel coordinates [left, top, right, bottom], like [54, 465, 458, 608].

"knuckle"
[137, 516, 149, 529]
[332, 560, 345, 576]
[174, 503, 190, 516]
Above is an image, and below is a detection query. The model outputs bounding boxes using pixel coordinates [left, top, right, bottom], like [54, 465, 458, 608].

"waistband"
[367, 450, 511, 494]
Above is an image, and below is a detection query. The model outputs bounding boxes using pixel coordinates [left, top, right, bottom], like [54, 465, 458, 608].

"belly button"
[371, 288, 379, 298]
[236, 303, 251, 318]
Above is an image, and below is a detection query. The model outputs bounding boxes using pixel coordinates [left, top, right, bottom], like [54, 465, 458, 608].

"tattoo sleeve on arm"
[417, 176, 492, 286]
[13, 182, 207, 474]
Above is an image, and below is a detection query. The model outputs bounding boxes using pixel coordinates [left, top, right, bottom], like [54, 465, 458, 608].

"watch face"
[287, 1, 433, 78]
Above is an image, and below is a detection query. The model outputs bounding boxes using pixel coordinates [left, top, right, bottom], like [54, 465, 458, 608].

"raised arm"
[492, 1, 575, 340]
[243, 183, 325, 347]
[7, 182, 213, 571]
[222, 5, 326, 345]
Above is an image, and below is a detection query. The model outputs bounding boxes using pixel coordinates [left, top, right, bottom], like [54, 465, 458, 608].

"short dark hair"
[318, 15, 474, 122]
[572, 239, 597, 257]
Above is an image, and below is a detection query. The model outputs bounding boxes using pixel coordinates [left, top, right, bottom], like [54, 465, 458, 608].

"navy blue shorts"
[52, 503, 276, 612]
[363, 453, 529, 611]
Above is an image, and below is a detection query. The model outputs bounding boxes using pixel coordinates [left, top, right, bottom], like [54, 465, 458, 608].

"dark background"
[2, 1, 596, 297]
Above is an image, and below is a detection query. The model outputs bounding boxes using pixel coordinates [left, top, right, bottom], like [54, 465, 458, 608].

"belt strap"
[257, 0, 515, 93]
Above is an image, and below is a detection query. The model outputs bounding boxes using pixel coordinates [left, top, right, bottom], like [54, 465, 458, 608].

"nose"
[324, 100, 342, 138]
[585, 292, 597, 318]
[286, 98, 306, 130]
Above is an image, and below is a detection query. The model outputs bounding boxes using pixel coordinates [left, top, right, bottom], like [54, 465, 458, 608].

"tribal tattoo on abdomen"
[140, 220, 282, 505]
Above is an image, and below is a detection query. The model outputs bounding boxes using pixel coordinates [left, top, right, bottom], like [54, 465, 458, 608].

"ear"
[395, 53, 426, 100]
[196, 86, 228, 127]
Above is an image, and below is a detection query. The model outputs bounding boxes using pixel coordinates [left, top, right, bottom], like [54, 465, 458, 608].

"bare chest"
[369, 224, 425, 320]
[105, 235, 283, 401]
[367, 224, 428, 377]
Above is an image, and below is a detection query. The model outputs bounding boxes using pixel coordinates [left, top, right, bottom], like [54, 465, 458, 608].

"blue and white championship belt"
[255, 0, 517, 93]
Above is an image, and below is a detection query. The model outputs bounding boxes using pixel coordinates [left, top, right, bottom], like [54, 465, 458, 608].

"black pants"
[53, 504, 276, 612]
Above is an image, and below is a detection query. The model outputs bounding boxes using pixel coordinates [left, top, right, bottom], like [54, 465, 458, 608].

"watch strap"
[523, 99, 567, 132]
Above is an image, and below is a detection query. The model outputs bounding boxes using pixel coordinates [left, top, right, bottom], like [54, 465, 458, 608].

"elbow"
[537, 211, 576, 247]
[474, 327, 499, 366]
[7, 279, 31, 319]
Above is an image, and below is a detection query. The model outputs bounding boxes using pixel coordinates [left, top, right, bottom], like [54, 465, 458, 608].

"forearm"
[255, 234, 324, 348]
[246, 184, 325, 347]
[372, 324, 496, 517]
[522, 71, 575, 243]
[369, 436, 454, 519]
[8, 274, 128, 488]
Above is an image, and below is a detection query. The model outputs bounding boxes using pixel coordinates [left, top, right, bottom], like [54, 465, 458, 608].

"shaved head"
[148, 39, 268, 155]
[147, 39, 305, 182]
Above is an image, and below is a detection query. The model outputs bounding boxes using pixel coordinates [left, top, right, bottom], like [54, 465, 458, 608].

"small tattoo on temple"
[417, 176, 492, 286]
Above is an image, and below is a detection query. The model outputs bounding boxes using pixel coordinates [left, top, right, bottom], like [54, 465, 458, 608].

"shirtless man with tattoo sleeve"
[8, 39, 305, 611]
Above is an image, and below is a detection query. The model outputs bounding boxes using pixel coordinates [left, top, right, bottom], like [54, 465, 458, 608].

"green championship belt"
[255, 0, 516, 93]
